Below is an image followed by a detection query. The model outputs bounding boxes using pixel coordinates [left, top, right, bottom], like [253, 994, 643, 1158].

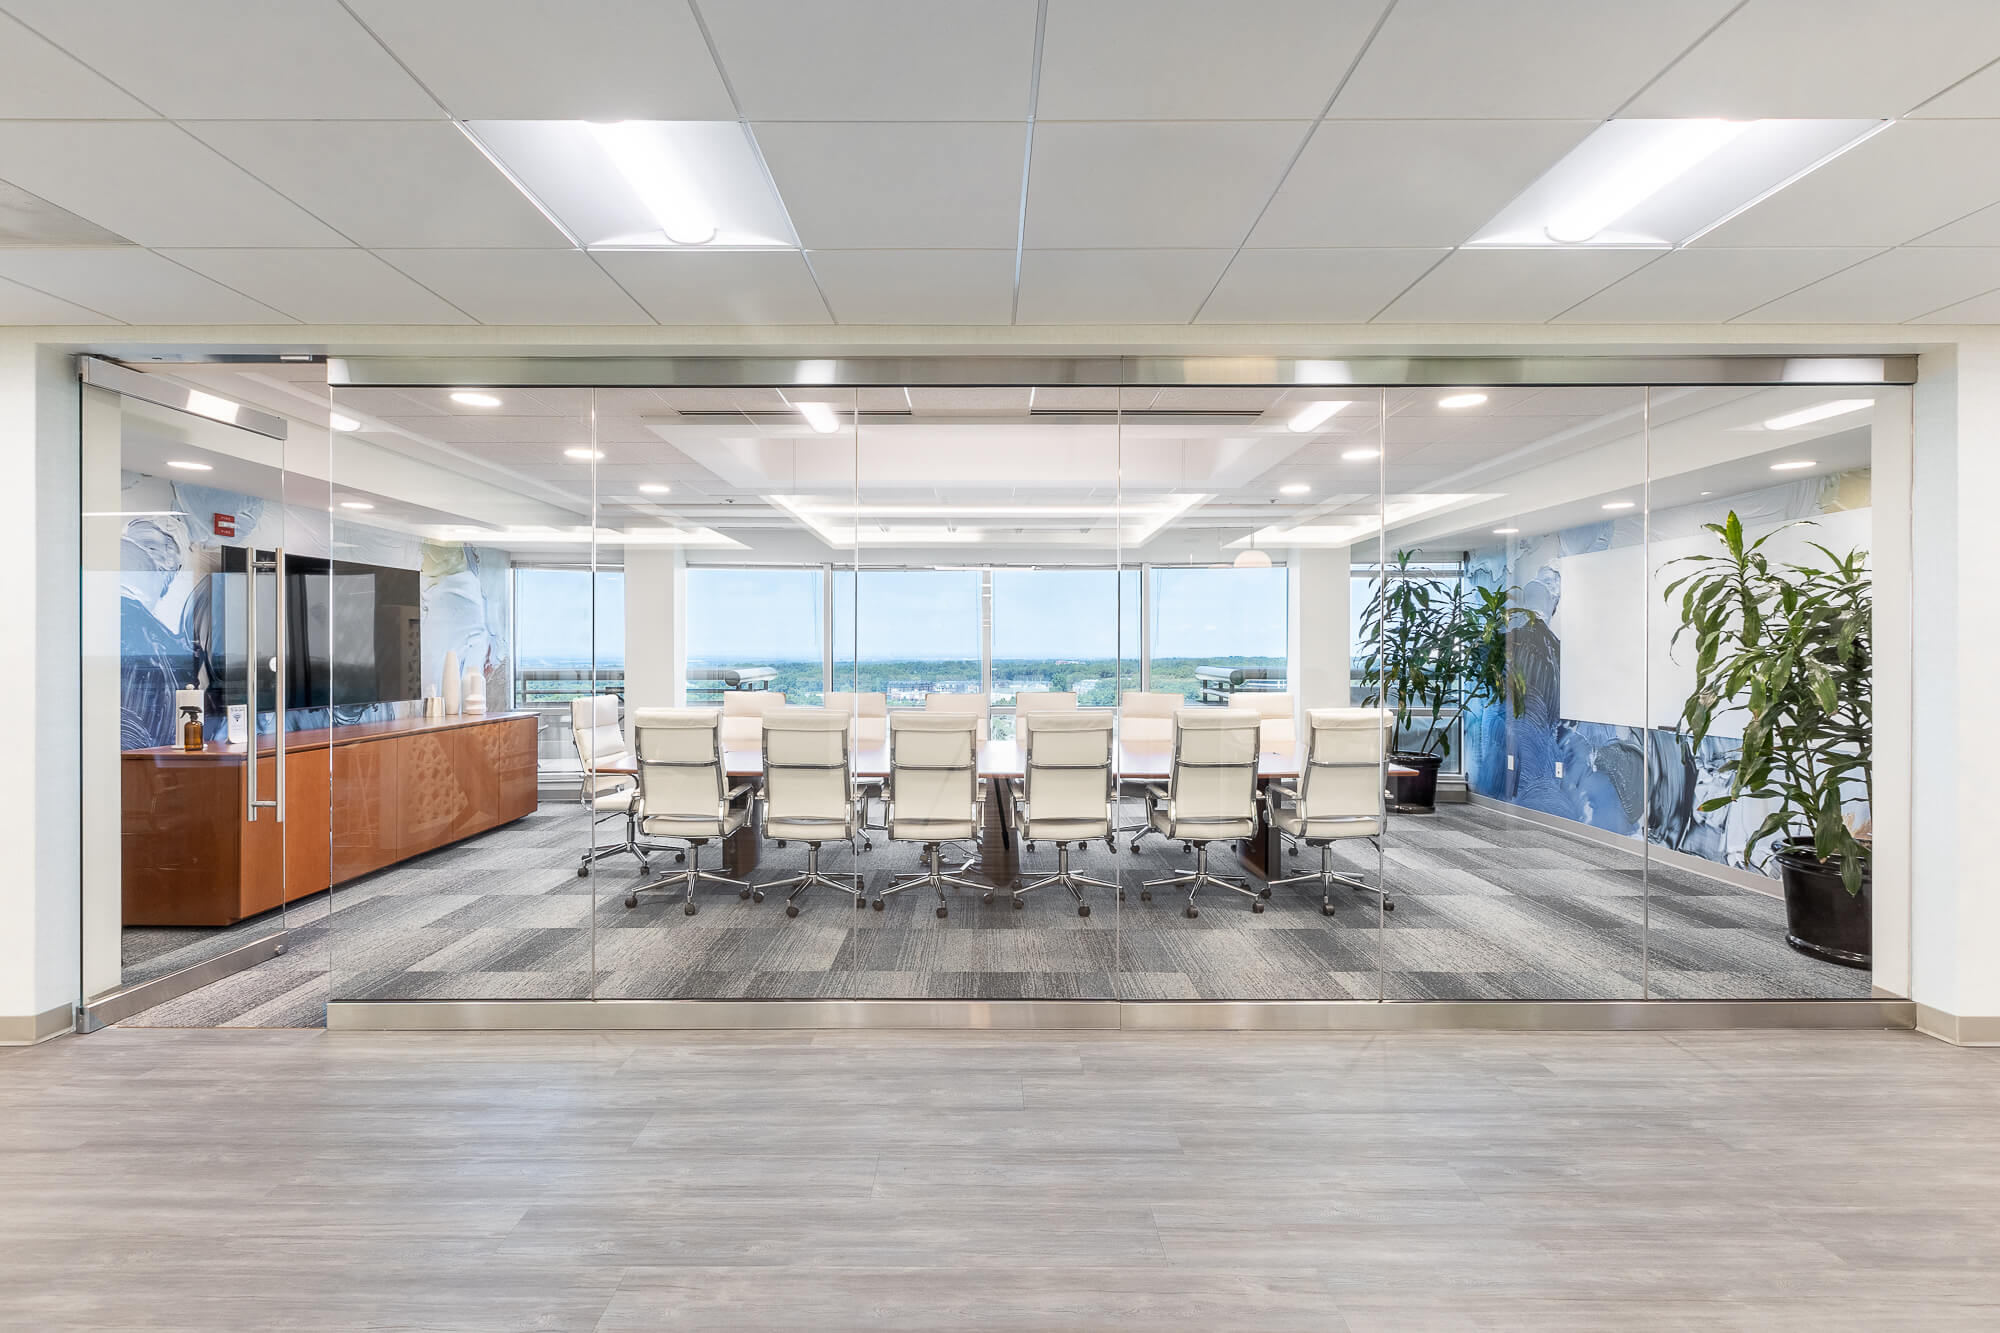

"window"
[685, 566, 825, 704]
[512, 566, 623, 708]
[1147, 565, 1288, 704]
[833, 569, 981, 706]
[989, 567, 1139, 712]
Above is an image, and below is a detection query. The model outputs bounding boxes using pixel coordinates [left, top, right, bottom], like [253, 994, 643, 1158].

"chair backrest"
[761, 706, 854, 836]
[1118, 690, 1180, 745]
[631, 707, 730, 829]
[1167, 708, 1261, 828]
[1298, 708, 1393, 837]
[823, 691, 888, 745]
[1012, 690, 1077, 741]
[570, 694, 632, 795]
[923, 691, 989, 740]
[719, 689, 787, 745]
[1250, 691, 1297, 749]
[888, 712, 980, 832]
[1021, 712, 1114, 835]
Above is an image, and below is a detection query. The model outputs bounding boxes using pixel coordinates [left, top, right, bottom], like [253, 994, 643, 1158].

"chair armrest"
[725, 781, 756, 802]
[1143, 784, 1170, 802]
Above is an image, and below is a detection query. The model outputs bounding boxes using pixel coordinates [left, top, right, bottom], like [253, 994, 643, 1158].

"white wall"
[623, 546, 687, 709]
[1287, 546, 1351, 719]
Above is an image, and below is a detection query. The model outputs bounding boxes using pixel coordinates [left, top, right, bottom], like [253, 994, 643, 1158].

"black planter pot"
[1775, 842, 1872, 969]
[1388, 752, 1443, 813]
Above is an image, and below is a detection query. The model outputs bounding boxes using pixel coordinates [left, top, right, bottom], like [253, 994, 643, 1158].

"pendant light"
[1233, 525, 1271, 569]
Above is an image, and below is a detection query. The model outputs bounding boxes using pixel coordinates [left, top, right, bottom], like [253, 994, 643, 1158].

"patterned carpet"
[119, 798, 1870, 1028]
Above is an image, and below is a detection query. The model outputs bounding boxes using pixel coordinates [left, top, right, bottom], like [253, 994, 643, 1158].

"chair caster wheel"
[638, 862, 650, 875]
[1077, 904, 1090, 918]
[1252, 901, 1265, 914]
[675, 852, 686, 863]
[1259, 886, 1272, 898]
[982, 891, 994, 904]
[751, 890, 764, 903]
[1012, 897, 1023, 910]
[738, 886, 752, 899]
[1184, 905, 1199, 919]
[856, 895, 868, 908]
[872, 898, 885, 911]
[624, 894, 638, 909]
[863, 840, 873, 851]
[1026, 842, 1037, 853]
[684, 902, 698, 916]
[1321, 904, 1335, 916]
[1117, 888, 1125, 902]
[1383, 901, 1395, 912]
[1182, 843, 1193, 854]
[1108, 841, 1118, 855]
[935, 906, 948, 919]
[785, 903, 799, 918]
[777, 840, 787, 848]
[577, 864, 591, 878]
[1129, 842, 1142, 854]
[1140, 890, 1152, 902]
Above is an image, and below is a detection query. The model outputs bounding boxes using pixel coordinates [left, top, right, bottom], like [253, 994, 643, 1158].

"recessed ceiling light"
[1280, 482, 1311, 496]
[1545, 119, 1747, 243]
[1340, 447, 1381, 461]
[1287, 400, 1349, 433]
[1700, 490, 1713, 495]
[1769, 459, 1817, 471]
[166, 460, 212, 471]
[329, 413, 359, 432]
[1438, 393, 1487, 409]
[1602, 500, 1636, 511]
[340, 501, 374, 510]
[564, 447, 605, 460]
[451, 391, 501, 407]
[794, 401, 841, 434]
[278, 354, 313, 362]
[1763, 399, 1872, 431]
[587, 121, 716, 246]
[639, 483, 670, 494]
[1492, 527, 1520, 535]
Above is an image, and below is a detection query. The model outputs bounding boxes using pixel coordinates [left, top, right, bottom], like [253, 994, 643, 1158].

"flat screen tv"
[214, 550, 422, 714]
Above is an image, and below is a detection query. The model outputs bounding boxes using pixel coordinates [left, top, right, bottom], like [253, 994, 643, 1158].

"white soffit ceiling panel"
[373, 250, 654, 325]
[754, 123, 1026, 250]
[0, 11, 153, 117]
[0, 122, 348, 248]
[2, 0, 441, 119]
[697, 0, 1040, 120]
[1910, 58, 2000, 117]
[187, 121, 572, 249]
[1197, 248, 1448, 323]
[1693, 120, 2000, 247]
[1907, 199, 2000, 247]
[0, 271, 119, 323]
[1554, 247, 1883, 322]
[1024, 122, 1306, 249]
[1376, 248, 1656, 323]
[1625, 0, 2000, 118]
[1248, 120, 1594, 248]
[1909, 287, 2000, 323]
[343, 0, 736, 120]
[592, 251, 832, 325]
[158, 248, 475, 324]
[0, 248, 291, 323]
[1327, 0, 1739, 119]
[1732, 247, 2000, 323]
[1034, 0, 1388, 119]
[807, 249, 1017, 324]
[1016, 249, 1234, 324]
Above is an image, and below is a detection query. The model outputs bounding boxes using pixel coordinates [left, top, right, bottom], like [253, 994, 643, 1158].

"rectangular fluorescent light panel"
[467, 120, 797, 250]
[1469, 119, 1884, 248]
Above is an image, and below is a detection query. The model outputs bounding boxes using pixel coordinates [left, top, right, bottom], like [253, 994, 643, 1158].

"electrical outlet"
[1554, 760, 1564, 778]
[1507, 753, 1515, 771]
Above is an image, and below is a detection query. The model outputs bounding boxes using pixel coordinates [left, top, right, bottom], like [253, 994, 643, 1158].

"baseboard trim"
[1464, 792, 1779, 897]
[1914, 1004, 2000, 1046]
[0, 1003, 75, 1045]
[77, 932, 287, 1030]
[327, 997, 1915, 1033]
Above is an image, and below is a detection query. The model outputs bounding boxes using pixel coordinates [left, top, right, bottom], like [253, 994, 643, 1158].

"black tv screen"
[216, 550, 422, 713]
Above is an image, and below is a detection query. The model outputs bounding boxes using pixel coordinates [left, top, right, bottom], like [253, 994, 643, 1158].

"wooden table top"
[606, 740, 1416, 782]
[122, 710, 537, 760]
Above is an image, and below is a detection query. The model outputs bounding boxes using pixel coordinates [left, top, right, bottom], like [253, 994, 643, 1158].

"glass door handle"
[245, 548, 284, 820]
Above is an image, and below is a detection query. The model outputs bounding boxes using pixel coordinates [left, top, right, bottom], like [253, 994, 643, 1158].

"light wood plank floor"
[4, 1028, 1998, 1331]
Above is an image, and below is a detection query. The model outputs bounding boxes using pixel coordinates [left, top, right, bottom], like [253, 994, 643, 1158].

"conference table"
[602, 739, 1415, 883]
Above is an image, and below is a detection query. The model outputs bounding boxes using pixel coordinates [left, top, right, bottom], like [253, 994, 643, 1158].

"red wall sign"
[213, 513, 236, 538]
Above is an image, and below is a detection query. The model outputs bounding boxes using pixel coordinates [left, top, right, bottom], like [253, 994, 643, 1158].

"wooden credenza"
[121, 712, 537, 927]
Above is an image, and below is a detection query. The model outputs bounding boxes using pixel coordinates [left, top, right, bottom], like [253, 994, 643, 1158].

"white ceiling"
[4, 0, 2000, 326]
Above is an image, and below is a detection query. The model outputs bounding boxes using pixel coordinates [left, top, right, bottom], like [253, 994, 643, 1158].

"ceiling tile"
[1016, 249, 1232, 323]
[157, 249, 474, 324]
[807, 249, 1015, 323]
[1694, 120, 2000, 247]
[1036, 0, 1388, 119]
[755, 122, 1026, 249]
[592, 251, 831, 324]
[699, 0, 1039, 119]
[1329, 0, 1737, 118]
[1248, 120, 1593, 248]
[187, 121, 570, 248]
[0, 10, 153, 117]
[0, 271, 119, 323]
[343, 0, 734, 119]
[1627, 0, 2000, 117]
[1374, 249, 1656, 323]
[0, 122, 348, 247]
[1554, 248, 1883, 322]
[1732, 247, 2000, 322]
[1025, 122, 1305, 248]
[0, 249, 292, 323]
[1910, 57, 2000, 116]
[2, 0, 440, 119]
[1908, 199, 2000, 246]
[1196, 249, 1446, 322]
[374, 250, 654, 325]
[1908, 285, 2000, 322]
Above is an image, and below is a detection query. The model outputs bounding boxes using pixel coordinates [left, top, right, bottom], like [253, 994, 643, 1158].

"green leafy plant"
[1360, 550, 1543, 758]
[1664, 512, 1872, 893]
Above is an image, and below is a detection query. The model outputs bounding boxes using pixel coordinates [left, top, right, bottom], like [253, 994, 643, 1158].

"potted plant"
[1360, 550, 1543, 813]
[1664, 513, 1872, 967]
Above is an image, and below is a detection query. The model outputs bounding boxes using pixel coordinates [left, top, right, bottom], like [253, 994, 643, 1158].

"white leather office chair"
[1265, 708, 1396, 916]
[824, 691, 888, 843]
[1250, 691, 1298, 751]
[922, 691, 989, 741]
[569, 695, 682, 876]
[627, 707, 753, 915]
[1141, 708, 1264, 918]
[1009, 712, 1117, 916]
[1010, 691, 1076, 738]
[876, 712, 983, 917]
[719, 690, 787, 747]
[1117, 690, 1181, 851]
[757, 707, 867, 916]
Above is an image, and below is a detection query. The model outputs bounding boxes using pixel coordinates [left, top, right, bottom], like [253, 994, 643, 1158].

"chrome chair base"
[762, 843, 867, 917]
[1140, 843, 1270, 918]
[1266, 840, 1392, 916]
[627, 840, 744, 916]
[875, 844, 983, 918]
[996, 843, 1112, 917]
[577, 811, 686, 878]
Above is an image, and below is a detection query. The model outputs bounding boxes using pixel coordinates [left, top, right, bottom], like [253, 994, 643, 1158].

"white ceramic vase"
[441, 649, 460, 715]
[462, 669, 486, 716]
